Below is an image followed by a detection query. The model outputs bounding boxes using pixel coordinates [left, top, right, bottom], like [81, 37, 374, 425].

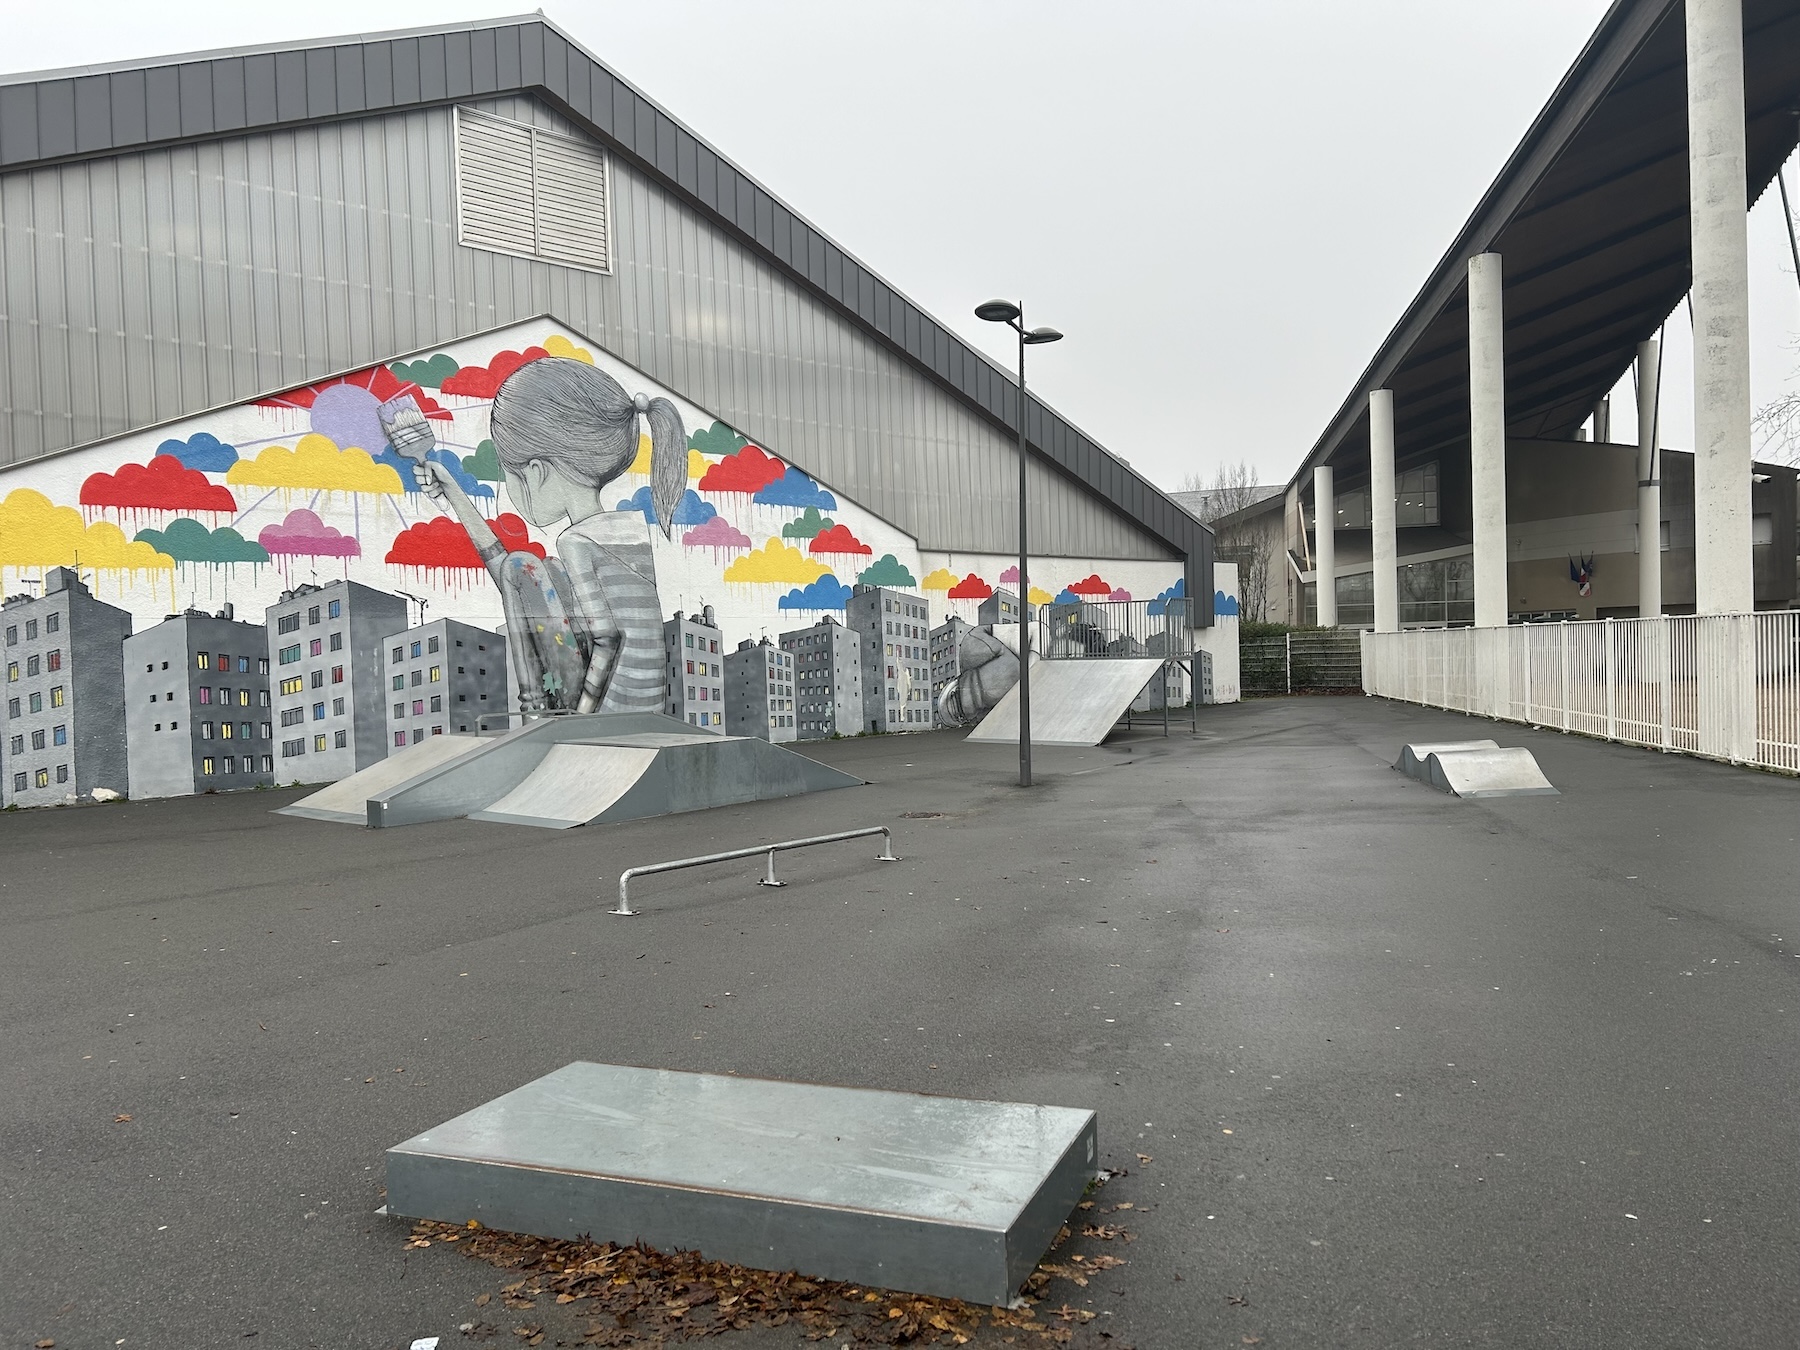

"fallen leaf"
[473, 1293, 491, 1308]
[1243, 1338, 1262, 1346]
[35, 1340, 55, 1348]
[1111, 1202, 1134, 1211]
[113, 1114, 132, 1123]
[1135, 1153, 1153, 1165]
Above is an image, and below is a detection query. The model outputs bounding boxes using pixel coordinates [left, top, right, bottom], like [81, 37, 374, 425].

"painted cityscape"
[0, 318, 1199, 807]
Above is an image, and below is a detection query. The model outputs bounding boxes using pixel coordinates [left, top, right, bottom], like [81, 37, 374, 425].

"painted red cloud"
[697, 445, 785, 494]
[256, 363, 450, 420]
[385, 513, 545, 568]
[82, 457, 237, 513]
[947, 573, 993, 600]
[1066, 574, 1113, 596]
[808, 523, 872, 555]
[437, 347, 551, 399]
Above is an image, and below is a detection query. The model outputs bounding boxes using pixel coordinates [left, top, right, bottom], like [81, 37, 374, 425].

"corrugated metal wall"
[0, 94, 1171, 561]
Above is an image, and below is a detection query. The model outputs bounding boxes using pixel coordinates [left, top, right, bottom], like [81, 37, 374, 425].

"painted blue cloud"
[615, 486, 718, 526]
[753, 467, 837, 510]
[1147, 577, 1187, 618]
[1213, 589, 1240, 617]
[156, 431, 239, 473]
[778, 574, 854, 611]
[1054, 588, 1078, 605]
[372, 446, 495, 498]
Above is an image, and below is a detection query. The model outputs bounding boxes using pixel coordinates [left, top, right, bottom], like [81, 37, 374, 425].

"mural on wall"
[0, 318, 1197, 802]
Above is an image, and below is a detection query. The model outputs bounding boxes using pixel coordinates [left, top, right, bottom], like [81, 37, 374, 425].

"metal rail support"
[613, 826, 900, 916]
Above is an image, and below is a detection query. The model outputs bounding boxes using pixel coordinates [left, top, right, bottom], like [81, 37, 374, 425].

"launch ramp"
[966, 657, 1165, 748]
[1394, 740, 1558, 798]
[277, 733, 491, 824]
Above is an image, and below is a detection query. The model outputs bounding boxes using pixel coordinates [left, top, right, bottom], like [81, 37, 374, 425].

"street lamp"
[975, 298, 1062, 788]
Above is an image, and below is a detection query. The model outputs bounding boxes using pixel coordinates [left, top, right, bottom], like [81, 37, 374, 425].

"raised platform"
[384, 1062, 1098, 1305]
[278, 713, 863, 830]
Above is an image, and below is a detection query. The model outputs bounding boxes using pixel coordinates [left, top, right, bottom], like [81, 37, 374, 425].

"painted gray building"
[976, 589, 1028, 628]
[778, 615, 862, 740]
[665, 608, 725, 731]
[0, 16, 1212, 616]
[266, 580, 407, 782]
[723, 637, 795, 743]
[123, 607, 273, 797]
[927, 615, 971, 729]
[844, 585, 931, 733]
[381, 617, 507, 744]
[1, 567, 130, 807]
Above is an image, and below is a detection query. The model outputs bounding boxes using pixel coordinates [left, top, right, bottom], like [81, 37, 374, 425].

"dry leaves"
[402, 1205, 1132, 1346]
[113, 1114, 132, 1123]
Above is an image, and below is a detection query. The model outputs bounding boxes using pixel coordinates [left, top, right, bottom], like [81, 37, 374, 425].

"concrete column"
[1468, 252, 1509, 628]
[1593, 397, 1611, 445]
[1369, 389, 1398, 632]
[1687, 0, 1754, 614]
[1636, 338, 1663, 617]
[1313, 464, 1336, 627]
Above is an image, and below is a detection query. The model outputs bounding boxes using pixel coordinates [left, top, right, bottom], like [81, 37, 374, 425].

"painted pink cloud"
[1108, 587, 1132, 602]
[258, 508, 360, 558]
[682, 516, 753, 550]
[999, 565, 1020, 584]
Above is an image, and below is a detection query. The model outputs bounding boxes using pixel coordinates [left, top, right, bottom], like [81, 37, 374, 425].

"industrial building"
[779, 615, 864, 740]
[0, 16, 1214, 790]
[122, 607, 274, 797]
[0, 568, 130, 807]
[844, 585, 934, 734]
[723, 637, 795, 742]
[382, 617, 508, 742]
[664, 609, 725, 731]
[267, 582, 407, 783]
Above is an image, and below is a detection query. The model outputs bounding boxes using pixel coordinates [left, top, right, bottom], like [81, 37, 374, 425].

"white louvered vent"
[454, 107, 611, 274]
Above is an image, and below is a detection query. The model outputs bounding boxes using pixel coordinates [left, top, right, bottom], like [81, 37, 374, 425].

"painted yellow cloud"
[628, 434, 712, 479]
[0, 489, 174, 571]
[722, 538, 830, 585]
[226, 433, 405, 494]
[920, 567, 959, 592]
[1028, 586, 1054, 605]
[542, 335, 594, 363]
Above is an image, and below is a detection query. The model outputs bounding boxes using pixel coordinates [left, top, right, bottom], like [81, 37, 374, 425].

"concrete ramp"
[279, 734, 491, 824]
[1395, 740, 1558, 798]
[468, 742, 661, 828]
[465, 731, 862, 829]
[1393, 739, 1499, 779]
[966, 657, 1164, 747]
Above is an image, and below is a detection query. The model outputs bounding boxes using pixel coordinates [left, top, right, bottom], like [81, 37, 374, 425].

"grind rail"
[613, 826, 900, 915]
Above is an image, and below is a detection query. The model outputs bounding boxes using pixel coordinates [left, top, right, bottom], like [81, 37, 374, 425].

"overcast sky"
[7, 1, 1798, 490]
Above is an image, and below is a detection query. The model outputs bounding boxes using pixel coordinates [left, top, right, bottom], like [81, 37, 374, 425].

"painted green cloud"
[781, 506, 837, 539]
[461, 438, 506, 482]
[689, 421, 750, 458]
[857, 554, 916, 587]
[134, 518, 271, 564]
[390, 353, 460, 388]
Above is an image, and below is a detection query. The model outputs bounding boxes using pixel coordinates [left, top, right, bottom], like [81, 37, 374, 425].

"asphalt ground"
[2, 696, 1795, 1350]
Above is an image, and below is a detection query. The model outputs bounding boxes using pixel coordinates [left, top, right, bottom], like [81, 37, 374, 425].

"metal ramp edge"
[277, 733, 493, 824]
[966, 657, 1166, 748]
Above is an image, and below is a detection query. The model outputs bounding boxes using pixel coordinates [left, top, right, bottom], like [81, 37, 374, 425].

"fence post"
[1657, 616, 1672, 750]
[1560, 622, 1571, 732]
[1285, 633, 1292, 694]
[1603, 618, 1617, 741]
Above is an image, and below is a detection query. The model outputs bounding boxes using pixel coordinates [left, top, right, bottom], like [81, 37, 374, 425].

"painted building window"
[428, 636, 440, 653]
[258, 657, 270, 675]
[11, 773, 23, 792]
[393, 647, 404, 664]
[308, 606, 320, 625]
[394, 731, 406, 747]
[328, 600, 341, 619]
[277, 614, 299, 635]
[25, 619, 39, 639]
[217, 654, 231, 671]
[238, 656, 250, 673]
[412, 700, 424, 716]
[429, 666, 441, 682]
[55, 765, 67, 784]
[24, 655, 38, 677]
[45, 612, 58, 633]
[429, 695, 442, 713]
[202, 757, 216, 776]
[334, 730, 347, 749]
[30, 729, 45, 750]
[393, 703, 404, 720]
[331, 666, 344, 684]
[201, 721, 213, 740]
[281, 677, 304, 696]
[35, 768, 50, 788]
[310, 639, 323, 657]
[282, 739, 305, 758]
[49, 687, 63, 707]
[196, 652, 209, 669]
[331, 698, 344, 716]
[393, 675, 405, 691]
[313, 734, 328, 752]
[279, 645, 301, 665]
[329, 632, 343, 652]
[2, 627, 12, 646]
[310, 671, 323, 689]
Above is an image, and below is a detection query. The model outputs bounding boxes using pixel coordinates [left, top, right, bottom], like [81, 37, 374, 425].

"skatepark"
[4, 695, 1795, 1348]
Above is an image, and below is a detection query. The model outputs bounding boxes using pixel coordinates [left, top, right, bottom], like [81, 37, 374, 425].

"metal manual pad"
[385, 1062, 1098, 1305]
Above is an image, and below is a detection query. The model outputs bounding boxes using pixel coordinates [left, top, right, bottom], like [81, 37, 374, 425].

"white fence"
[1361, 612, 1800, 773]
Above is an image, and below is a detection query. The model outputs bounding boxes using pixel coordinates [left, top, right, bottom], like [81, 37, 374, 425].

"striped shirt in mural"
[558, 510, 666, 713]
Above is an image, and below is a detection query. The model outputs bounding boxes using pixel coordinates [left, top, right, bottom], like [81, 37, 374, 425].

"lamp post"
[975, 299, 1062, 787]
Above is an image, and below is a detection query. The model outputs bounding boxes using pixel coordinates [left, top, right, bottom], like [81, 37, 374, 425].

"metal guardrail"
[613, 826, 901, 916]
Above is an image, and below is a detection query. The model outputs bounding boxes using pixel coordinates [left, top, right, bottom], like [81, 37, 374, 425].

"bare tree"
[1181, 459, 1275, 621]
[1754, 338, 1800, 467]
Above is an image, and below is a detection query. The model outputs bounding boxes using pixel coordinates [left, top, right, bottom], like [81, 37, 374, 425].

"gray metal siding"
[0, 95, 1169, 561]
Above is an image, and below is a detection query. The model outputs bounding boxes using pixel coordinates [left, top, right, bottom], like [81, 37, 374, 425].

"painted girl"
[394, 357, 686, 714]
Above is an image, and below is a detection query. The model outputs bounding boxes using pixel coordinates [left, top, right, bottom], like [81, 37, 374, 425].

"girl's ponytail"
[640, 392, 688, 540]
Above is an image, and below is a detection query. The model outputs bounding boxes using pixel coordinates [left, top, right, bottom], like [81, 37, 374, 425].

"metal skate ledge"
[384, 1062, 1098, 1305]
